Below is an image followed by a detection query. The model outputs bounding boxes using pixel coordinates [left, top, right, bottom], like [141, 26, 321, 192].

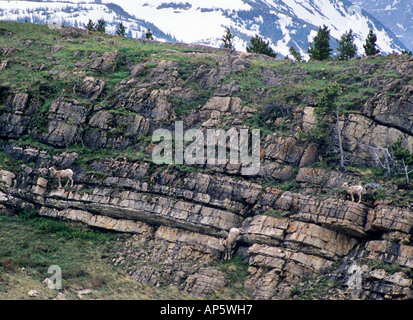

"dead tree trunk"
[336, 106, 345, 171]
[402, 159, 410, 184]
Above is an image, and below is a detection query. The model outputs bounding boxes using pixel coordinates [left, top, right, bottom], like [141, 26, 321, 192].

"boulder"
[0, 170, 15, 188]
[365, 205, 413, 234]
[185, 267, 227, 298]
[295, 167, 329, 184]
[276, 192, 368, 237]
[363, 93, 413, 135]
[0, 60, 8, 71]
[27, 290, 39, 297]
[77, 77, 105, 101]
[90, 51, 118, 73]
[41, 98, 89, 146]
[242, 215, 288, 246]
[130, 64, 145, 77]
[285, 221, 358, 258]
[89, 111, 113, 129]
[262, 134, 303, 164]
[363, 240, 413, 268]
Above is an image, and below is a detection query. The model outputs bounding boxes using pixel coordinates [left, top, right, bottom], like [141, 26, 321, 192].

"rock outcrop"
[0, 25, 412, 300]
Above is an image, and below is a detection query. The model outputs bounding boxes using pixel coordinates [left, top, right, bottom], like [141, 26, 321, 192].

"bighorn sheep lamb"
[220, 227, 244, 260]
[342, 182, 366, 203]
[49, 167, 74, 188]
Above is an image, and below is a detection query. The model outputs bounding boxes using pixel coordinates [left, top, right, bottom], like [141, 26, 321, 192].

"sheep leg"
[58, 177, 62, 189]
[351, 193, 354, 202]
[64, 178, 69, 188]
[70, 177, 74, 187]
[226, 244, 235, 260]
[226, 246, 231, 260]
[357, 193, 362, 203]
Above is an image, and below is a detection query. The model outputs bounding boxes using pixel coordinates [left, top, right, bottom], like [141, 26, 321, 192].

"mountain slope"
[0, 22, 412, 300]
[0, 0, 407, 59]
[354, 0, 413, 51]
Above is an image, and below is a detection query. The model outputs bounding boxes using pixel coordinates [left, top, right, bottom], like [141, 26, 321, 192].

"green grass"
[290, 276, 345, 300]
[363, 259, 413, 279]
[0, 212, 197, 300]
[0, 151, 20, 172]
[0, 210, 253, 300]
[208, 256, 251, 300]
[0, 20, 393, 150]
[1, 20, 413, 301]
[262, 209, 282, 218]
[0, 21, 403, 180]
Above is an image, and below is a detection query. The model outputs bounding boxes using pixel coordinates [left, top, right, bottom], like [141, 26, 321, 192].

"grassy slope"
[0, 214, 190, 300]
[0, 213, 251, 300]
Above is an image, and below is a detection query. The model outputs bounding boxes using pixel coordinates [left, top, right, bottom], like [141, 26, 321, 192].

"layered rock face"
[1, 153, 412, 299]
[0, 26, 412, 299]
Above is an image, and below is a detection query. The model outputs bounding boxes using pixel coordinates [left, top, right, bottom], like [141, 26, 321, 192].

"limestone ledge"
[44, 187, 243, 237]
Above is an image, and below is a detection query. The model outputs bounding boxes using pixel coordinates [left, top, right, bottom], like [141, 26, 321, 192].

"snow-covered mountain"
[0, 0, 408, 59]
[353, 0, 413, 51]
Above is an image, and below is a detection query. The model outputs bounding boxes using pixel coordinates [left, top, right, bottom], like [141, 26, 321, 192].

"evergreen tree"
[308, 25, 333, 60]
[116, 22, 126, 37]
[85, 19, 96, 32]
[95, 19, 106, 33]
[363, 29, 380, 56]
[289, 46, 302, 62]
[337, 29, 357, 60]
[222, 27, 235, 50]
[246, 35, 277, 58]
[145, 28, 154, 40]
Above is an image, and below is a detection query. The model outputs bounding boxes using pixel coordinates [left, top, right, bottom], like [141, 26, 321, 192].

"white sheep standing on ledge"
[220, 227, 244, 260]
[49, 167, 74, 189]
[342, 182, 366, 203]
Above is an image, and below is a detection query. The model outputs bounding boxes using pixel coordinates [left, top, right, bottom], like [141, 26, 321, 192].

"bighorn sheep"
[220, 227, 244, 260]
[342, 182, 366, 203]
[49, 167, 74, 189]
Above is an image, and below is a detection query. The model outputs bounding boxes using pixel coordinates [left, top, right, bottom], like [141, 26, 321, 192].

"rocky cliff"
[0, 22, 412, 300]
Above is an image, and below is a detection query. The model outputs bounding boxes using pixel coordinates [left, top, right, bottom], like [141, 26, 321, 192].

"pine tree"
[222, 27, 235, 50]
[145, 28, 154, 40]
[363, 29, 380, 56]
[85, 19, 95, 32]
[116, 22, 126, 37]
[289, 46, 302, 62]
[308, 25, 333, 60]
[95, 19, 106, 33]
[246, 35, 277, 58]
[337, 29, 357, 60]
